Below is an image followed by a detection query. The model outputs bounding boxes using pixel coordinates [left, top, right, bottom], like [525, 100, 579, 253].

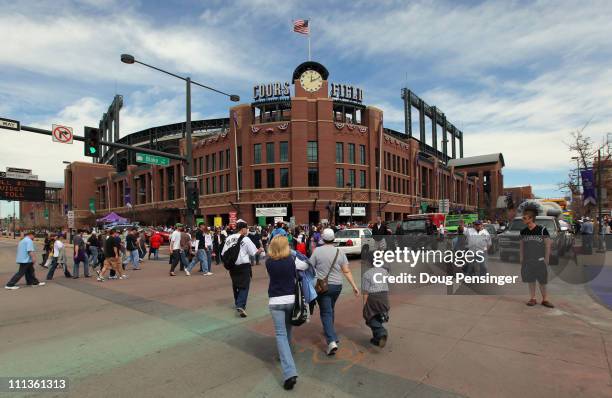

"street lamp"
[120, 53, 240, 227]
[346, 182, 353, 224]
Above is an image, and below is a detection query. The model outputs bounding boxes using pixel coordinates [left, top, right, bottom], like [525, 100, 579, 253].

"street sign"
[0, 117, 20, 131]
[52, 124, 74, 144]
[67, 211, 75, 229]
[89, 198, 96, 214]
[184, 176, 198, 183]
[0, 178, 46, 201]
[136, 152, 170, 166]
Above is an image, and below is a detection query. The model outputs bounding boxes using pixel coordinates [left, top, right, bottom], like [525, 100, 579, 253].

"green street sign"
[43, 208, 49, 219]
[89, 198, 96, 214]
[136, 152, 170, 166]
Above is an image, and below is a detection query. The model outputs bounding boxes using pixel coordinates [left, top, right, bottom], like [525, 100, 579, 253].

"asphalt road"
[0, 238, 611, 398]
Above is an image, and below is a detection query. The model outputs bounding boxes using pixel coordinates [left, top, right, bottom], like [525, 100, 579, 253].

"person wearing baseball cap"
[5, 231, 46, 290]
[221, 219, 263, 317]
[309, 228, 360, 355]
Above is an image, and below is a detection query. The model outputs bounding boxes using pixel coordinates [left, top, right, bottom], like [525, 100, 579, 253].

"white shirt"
[204, 233, 213, 248]
[170, 230, 182, 251]
[467, 228, 491, 252]
[53, 240, 64, 257]
[221, 233, 258, 265]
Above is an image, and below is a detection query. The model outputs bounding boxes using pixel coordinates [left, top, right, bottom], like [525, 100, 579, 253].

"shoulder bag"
[314, 248, 340, 295]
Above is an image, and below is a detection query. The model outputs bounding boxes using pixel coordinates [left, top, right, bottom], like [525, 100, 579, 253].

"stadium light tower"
[120, 54, 240, 227]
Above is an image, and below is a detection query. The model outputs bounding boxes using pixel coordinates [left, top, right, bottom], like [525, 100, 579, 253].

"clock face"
[299, 70, 323, 92]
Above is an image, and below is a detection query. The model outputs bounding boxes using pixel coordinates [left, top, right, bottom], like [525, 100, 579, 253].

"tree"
[559, 121, 596, 218]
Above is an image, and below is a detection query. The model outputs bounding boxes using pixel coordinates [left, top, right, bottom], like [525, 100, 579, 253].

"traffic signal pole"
[17, 124, 187, 161]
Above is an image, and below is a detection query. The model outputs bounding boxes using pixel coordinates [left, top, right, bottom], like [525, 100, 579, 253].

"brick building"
[19, 182, 65, 230]
[66, 61, 503, 228]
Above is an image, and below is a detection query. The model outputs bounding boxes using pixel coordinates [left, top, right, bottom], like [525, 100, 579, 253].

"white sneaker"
[33, 282, 46, 287]
[326, 341, 338, 356]
[205, 272, 214, 276]
[120, 275, 129, 280]
[4, 285, 19, 290]
[185, 269, 191, 276]
[97, 277, 105, 282]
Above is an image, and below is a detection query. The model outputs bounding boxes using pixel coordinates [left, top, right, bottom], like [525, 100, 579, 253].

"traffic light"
[84, 126, 101, 157]
[186, 186, 199, 211]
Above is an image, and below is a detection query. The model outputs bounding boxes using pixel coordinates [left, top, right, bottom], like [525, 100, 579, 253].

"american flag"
[293, 19, 309, 35]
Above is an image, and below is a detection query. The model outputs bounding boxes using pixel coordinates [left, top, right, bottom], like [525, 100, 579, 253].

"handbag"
[291, 269, 309, 326]
[314, 249, 340, 295]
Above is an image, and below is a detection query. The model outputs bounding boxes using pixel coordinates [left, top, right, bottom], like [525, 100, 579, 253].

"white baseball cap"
[322, 228, 335, 242]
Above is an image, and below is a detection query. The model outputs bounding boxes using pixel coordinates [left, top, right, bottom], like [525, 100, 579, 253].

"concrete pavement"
[0, 238, 611, 397]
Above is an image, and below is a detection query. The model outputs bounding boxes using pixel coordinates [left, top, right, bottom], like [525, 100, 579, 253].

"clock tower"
[292, 61, 330, 99]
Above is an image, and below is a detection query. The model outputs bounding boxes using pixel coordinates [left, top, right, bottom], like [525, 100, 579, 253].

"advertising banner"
[255, 207, 287, 217]
[581, 169, 596, 206]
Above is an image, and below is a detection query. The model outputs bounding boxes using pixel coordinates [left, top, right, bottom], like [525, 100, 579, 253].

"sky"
[1, 0, 611, 217]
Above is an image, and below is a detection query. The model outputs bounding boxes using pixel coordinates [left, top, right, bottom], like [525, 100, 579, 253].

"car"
[483, 223, 499, 254]
[498, 216, 564, 264]
[333, 227, 375, 258]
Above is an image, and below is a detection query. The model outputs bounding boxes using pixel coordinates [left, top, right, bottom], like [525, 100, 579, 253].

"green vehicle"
[444, 214, 478, 233]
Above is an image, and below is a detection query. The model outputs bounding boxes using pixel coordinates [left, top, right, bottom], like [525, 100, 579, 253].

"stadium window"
[360, 170, 366, 188]
[225, 149, 230, 169]
[280, 168, 289, 187]
[254, 170, 262, 189]
[348, 169, 355, 187]
[254, 144, 262, 164]
[211, 153, 216, 172]
[238, 146, 242, 166]
[212, 176, 216, 194]
[219, 174, 224, 192]
[206, 178, 210, 194]
[219, 151, 224, 170]
[308, 167, 319, 187]
[360, 145, 366, 165]
[336, 143, 344, 163]
[266, 169, 275, 188]
[266, 142, 274, 163]
[280, 141, 289, 162]
[336, 168, 344, 188]
[348, 143, 355, 164]
[238, 170, 242, 190]
[307, 141, 318, 162]
[205, 155, 210, 173]
[226, 174, 230, 191]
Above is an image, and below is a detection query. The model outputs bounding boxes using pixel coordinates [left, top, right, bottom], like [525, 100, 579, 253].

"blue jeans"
[73, 255, 89, 278]
[269, 304, 298, 380]
[188, 249, 209, 273]
[233, 283, 250, 309]
[366, 316, 388, 343]
[89, 246, 99, 268]
[316, 284, 342, 344]
[130, 249, 140, 270]
[206, 247, 213, 271]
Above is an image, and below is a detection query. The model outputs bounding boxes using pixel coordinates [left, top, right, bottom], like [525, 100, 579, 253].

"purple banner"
[580, 169, 596, 206]
[124, 186, 131, 206]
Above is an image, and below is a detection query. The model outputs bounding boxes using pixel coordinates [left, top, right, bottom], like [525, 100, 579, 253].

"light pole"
[346, 182, 353, 224]
[120, 54, 239, 227]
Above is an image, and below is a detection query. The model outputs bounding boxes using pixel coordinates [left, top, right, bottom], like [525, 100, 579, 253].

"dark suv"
[498, 216, 563, 264]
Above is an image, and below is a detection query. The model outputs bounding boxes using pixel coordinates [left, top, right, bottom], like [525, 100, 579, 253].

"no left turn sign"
[52, 124, 74, 144]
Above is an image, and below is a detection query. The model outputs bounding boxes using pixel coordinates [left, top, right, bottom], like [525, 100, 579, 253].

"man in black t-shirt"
[520, 209, 553, 308]
[98, 229, 126, 281]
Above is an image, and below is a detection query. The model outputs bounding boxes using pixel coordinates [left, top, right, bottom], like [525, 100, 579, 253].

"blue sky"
[1, 0, 611, 217]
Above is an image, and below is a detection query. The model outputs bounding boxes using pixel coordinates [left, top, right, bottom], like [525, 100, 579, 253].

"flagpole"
[308, 19, 311, 61]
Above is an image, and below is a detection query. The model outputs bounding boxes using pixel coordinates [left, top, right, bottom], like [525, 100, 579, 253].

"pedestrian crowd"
[5, 211, 593, 390]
